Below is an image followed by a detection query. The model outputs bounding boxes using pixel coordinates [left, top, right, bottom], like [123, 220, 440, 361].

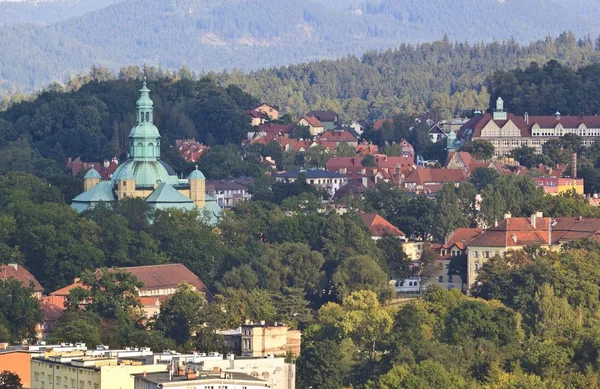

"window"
[72, 379, 76, 388]
[35, 373, 40, 382]
[438, 276, 443, 283]
[145, 112, 150, 122]
[57, 377, 62, 385]
[475, 263, 480, 273]
[448, 275, 454, 283]
[484, 251, 490, 258]
[79, 380, 84, 389]
[473, 251, 479, 258]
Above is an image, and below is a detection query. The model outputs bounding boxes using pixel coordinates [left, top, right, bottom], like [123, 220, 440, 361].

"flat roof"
[134, 371, 266, 385]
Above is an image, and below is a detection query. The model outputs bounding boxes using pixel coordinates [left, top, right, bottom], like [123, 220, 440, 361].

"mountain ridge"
[2, 0, 600, 94]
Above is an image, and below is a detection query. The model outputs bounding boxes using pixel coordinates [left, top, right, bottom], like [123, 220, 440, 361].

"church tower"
[129, 80, 161, 162]
[83, 166, 101, 191]
[188, 166, 206, 208]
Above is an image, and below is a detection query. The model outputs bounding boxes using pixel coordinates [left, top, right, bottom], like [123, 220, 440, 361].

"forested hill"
[0, 0, 121, 26]
[2, 0, 600, 94]
[214, 34, 600, 121]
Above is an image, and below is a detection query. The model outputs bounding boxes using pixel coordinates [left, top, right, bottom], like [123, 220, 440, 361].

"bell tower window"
[146, 112, 150, 122]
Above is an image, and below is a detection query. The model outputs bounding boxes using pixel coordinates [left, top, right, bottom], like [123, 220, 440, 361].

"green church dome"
[111, 160, 179, 187]
[188, 165, 206, 180]
[83, 167, 102, 179]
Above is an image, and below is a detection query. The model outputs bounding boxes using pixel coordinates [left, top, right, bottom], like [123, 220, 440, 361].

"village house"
[401, 168, 468, 193]
[66, 157, 119, 180]
[297, 116, 325, 136]
[247, 123, 294, 142]
[359, 213, 406, 241]
[533, 177, 584, 195]
[253, 103, 280, 120]
[176, 139, 209, 162]
[205, 178, 253, 209]
[317, 130, 358, 147]
[445, 151, 494, 175]
[274, 170, 347, 198]
[326, 155, 416, 184]
[457, 97, 600, 156]
[332, 177, 377, 201]
[307, 110, 338, 130]
[245, 109, 268, 126]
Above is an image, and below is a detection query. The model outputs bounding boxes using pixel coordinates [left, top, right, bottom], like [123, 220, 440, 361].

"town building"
[0, 350, 38, 388]
[401, 168, 468, 193]
[70, 82, 222, 225]
[49, 264, 212, 323]
[332, 177, 377, 201]
[297, 116, 324, 136]
[306, 110, 338, 131]
[533, 177, 584, 195]
[275, 170, 347, 198]
[1, 263, 43, 299]
[457, 97, 600, 156]
[30, 348, 166, 389]
[246, 110, 268, 126]
[359, 213, 406, 241]
[66, 158, 119, 180]
[205, 179, 253, 209]
[326, 155, 415, 182]
[133, 370, 269, 389]
[220, 321, 301, 358]
[445, 152, 493, 175]
[466, 213, 600, 290]
[428, 119, 469, 143]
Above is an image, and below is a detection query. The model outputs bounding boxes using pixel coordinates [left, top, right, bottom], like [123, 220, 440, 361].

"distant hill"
[0, 0, 121, 25]
[2, 0, 600, 93]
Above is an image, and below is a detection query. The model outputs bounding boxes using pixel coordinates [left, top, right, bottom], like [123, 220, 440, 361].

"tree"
[338, 290, 393, 359]
[433, 184, 469, 241]
[361, 154, 378, 167]
[332, 255, 390, 301]
[0, 371, 22, 389]
[459, 140, 494, 160]
[156, 283, 207, 345]
[0, 279, 42, 343]
[297, 340, 344, 389]
[49, 310, 102, 347]
[68, 268, 143, 321]
[376, 237, 410, 280]
[447, 254, 468, 292]
[470, 167, 501, 191]
[418, 244, 438, 293]
[335, 142, 356, 157]
[304, 145, 331, 169]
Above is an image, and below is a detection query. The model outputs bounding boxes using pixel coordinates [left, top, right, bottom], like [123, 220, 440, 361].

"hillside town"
[4, 76, 600, 389]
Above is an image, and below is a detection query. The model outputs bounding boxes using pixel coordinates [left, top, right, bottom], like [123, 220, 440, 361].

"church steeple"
[136, 79, 153, 124]
[128, 80, 161, 161]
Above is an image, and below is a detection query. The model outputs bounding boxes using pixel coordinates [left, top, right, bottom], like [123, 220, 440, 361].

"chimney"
[524, 112, 529, 124]
[511, 233, 518, 244]
[362, 177, 368, 187]
[531, 213, 537, 229]
[571, 152, 577, 179]
[504, 212, 512, 220]
[143, 371, 147, 377]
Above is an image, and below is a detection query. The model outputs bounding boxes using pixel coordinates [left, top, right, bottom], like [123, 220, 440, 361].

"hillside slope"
[2, 0, 600, 92]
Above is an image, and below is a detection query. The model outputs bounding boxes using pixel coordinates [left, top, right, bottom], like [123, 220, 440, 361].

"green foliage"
[0, 371, 23, 389]
[156, 283, 207, 345]
[361, 154, 378, 167]
[49, 310, 102, 347]
[459, 140, 494, 160]
[0, 278, 42, 343]
[297, 340, 344, 389]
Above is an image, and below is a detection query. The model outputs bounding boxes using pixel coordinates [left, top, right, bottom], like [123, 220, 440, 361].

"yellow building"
[31, 354, 166, 389]
[533, 177, 584, 195]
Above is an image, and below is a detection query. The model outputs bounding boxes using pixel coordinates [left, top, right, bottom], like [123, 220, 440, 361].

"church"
[71, 82, 222, 224]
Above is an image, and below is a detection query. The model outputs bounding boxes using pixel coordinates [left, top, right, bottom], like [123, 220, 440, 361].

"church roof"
[188, 166, 206, 180]
[83, 167, 102, 179]
[71, 181, 117, 212]
[146, 182, 195, 211]
[111, 160, 179, 187]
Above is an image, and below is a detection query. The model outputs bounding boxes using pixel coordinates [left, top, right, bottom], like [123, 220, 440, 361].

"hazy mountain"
[0, 0, 122, 25]
[2, 0, 600, 93]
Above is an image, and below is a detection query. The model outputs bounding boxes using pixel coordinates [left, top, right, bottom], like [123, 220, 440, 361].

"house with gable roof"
[307, 110, 338, 130]
[297, 116, 325, 136]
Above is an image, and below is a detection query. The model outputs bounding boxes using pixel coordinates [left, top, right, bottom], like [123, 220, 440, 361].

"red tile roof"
[459, 113, 600, 139]
[40, 296, 65, 323]
[444, 228, 483, 249]
[318, 130, 358, 143]
[403, 168, 468, 186]
[301, 115, 324, 128]
[0, 264, 43, 293]
[51, 264, 213, 301]
[360, 213, 406, 238]
[468, 216, 600, 248]
[307, 110, 338, 122]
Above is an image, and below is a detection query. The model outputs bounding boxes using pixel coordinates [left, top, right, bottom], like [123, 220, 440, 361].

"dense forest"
[2, 0, 600, 93]
[214, 33, 600, 121]
[0, 0, 120, 26]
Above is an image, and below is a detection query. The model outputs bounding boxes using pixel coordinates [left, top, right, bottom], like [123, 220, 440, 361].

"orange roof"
[403, 168, 468, 186]
[444, 228, 483, 249]
[301, 115, 323, 128]
[318, 130, 357, 143]
[1, 264, 43, 293]
[40, 296, 66, 323]
[360, 213, 406, 238]
[51, 264, 213, 301]
[50, 281, 85, 297]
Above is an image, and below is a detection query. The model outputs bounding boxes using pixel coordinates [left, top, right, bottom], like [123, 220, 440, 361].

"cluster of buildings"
[1, 343, 295, 389]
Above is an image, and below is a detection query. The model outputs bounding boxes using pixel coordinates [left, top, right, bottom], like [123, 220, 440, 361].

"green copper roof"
[111, 160, 179, 187]
[146, 182, 195, 211]
[136, 81, 153, 109]
[71, 181, 117, 213]
[188, 166, 206, 180]
[202, 196, 222, 225]
[83, 167, 102, 179]
[129, 121, 161, 139]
